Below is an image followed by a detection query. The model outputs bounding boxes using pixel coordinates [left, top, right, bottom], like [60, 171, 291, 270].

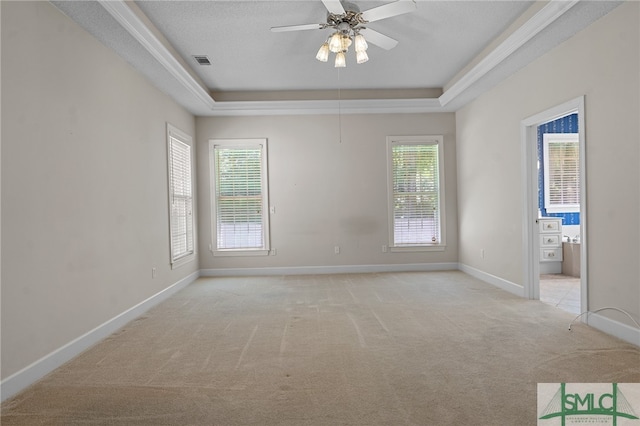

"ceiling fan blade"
[270, 23, 323, 32]
[321, 0, 345, 15]
[360, 0, 416, 23]
[359, 28, 398, 50]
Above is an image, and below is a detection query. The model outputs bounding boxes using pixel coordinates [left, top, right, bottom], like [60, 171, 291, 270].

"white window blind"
[388, 137, 444, 248]
[543, 133, 579, 213]
[211, 139, 269, 254]
[168, 126, 194, 265]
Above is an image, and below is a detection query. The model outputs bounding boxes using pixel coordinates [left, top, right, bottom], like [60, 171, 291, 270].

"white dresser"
[539, 217, 563, 274]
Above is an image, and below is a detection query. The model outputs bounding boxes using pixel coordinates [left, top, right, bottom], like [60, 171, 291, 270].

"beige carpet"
[2, 271, 639, 425]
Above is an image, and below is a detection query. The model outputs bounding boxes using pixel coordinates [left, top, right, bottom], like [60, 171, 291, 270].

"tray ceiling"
[51, 1, 621, 115]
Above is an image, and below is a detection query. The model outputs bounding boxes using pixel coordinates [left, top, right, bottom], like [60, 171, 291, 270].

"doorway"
[521, 97, 587, 317]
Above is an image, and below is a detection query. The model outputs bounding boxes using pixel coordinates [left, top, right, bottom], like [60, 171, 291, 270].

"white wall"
[1, 1, 197, 380]
[196, 113, 458, 272]
[456, 2, 639, 326]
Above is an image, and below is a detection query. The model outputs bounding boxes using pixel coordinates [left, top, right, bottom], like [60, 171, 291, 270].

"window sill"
[390, 245, 446, 253]
[213, 249, 270, 257]
[545, 207, 579, 214]
[171, 252, 196, 269]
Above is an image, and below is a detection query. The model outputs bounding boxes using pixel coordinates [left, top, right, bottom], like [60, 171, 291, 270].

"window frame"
[543, 133, 580, 213]
[209, 138, 271, 257]
[386, 135, 446, 252]
[167, 123, 196, 268]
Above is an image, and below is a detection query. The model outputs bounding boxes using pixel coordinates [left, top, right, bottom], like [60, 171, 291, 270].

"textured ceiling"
[50, 0, 622, 115]
[134, 1, 532, 91]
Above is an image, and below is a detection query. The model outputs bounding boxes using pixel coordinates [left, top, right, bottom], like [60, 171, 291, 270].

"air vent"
[193, 55, 211, 66]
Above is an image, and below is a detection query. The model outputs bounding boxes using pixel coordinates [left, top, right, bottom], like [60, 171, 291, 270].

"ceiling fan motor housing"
[327, 2, 367, 30]
[336, 21, 353, 35]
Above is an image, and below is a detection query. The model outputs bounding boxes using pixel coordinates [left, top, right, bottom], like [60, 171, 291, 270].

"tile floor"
[539, 274, 581, 315]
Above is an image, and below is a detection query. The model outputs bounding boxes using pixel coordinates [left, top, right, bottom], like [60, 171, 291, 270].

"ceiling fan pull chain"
[337, 68, 342, 144]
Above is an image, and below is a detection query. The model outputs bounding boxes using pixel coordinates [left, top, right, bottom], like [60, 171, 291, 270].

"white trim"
[521, 97, 584, 128]
[213, 249, 270, 257]
[521, 123, 540, 300]
[520, 96, 587, 311]
[207, 98, 445, 116]
[389, 245, 446, 253]
[97, 0, 215, 111]
[0, 271, 199, 403]
[439, 0, 579, 107]
[458, 263, 525, 297]
[586, 313, 640, 347]
[200, 263, 459, 277]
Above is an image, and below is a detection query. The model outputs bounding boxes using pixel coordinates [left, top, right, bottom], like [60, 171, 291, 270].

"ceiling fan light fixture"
[316, 42, 330, 62]
[354, 34, 368, 52]
[356, 49, 369, 64]
[274, 0, 416, 68]
[329, 32, 343, 53]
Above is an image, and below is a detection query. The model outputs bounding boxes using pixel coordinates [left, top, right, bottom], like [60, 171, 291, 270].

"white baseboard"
[0, 271, 200, 403]
[585, 312, 640, 347]
[200, 262, 459, 277]
[458, 263, 525, 297]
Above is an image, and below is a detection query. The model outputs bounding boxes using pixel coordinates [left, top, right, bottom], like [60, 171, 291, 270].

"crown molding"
[98, 0, 216, 111]
[439, 0, 579, 107]
[207, 98, 445, 116]
[97, 0, 581, 116]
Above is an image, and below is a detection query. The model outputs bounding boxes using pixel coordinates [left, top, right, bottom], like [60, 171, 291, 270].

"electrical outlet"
[334, 246, 340, 254]
[152, 267, 157, 278]
[271, 248, 277, 256]
[382, 245, 388, 253]
[481, 249, 485, 259]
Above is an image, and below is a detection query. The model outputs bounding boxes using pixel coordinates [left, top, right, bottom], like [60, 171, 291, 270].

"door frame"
[520, 96, 587, 317]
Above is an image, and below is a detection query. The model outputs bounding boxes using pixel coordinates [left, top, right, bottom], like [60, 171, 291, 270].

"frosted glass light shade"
[334, 51, 346, 68]
[316, 43, 329, 62]
[356, 50, 369, 64]
[329, 32, 342, 53]
[355, 34, 368, 52]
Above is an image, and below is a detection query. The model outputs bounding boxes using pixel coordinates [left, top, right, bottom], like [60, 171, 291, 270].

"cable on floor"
[568, 307, 640, 331]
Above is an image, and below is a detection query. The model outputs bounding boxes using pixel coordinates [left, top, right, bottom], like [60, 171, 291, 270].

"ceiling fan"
[270, 0, 417, 67]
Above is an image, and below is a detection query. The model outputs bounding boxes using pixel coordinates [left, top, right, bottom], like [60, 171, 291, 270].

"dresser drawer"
[539, 219, 561, 233]
[540, 234, 561, 247]
[541, 248, 563, 261]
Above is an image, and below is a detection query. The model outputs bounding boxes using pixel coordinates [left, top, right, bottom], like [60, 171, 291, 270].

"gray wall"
[1, 1, 197, 379]
[456, 2, 639, 326]
[196, 114, 458, 271]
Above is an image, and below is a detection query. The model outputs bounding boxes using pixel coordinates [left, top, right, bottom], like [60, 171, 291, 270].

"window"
[387, 136, 445, 251]
[167, 124, 195, 267]
[543, 133, 579, 213]
[210, 139, 270, 256]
